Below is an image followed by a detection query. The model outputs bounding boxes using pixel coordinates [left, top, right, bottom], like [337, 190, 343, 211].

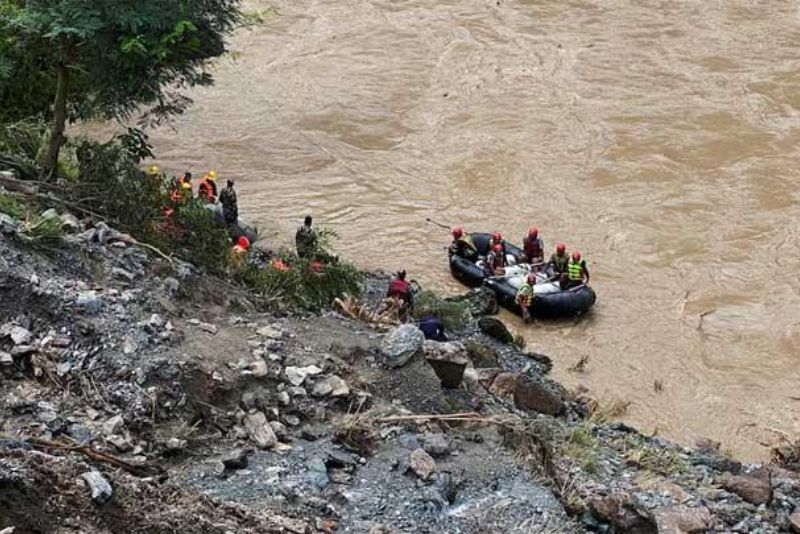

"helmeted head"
[208, 170, 218, 180]
[493, 244, 503, 253]
[556, 243, 566, 255]
[528, 227, 538, 239]
[452, 227, 463, 239]
[227, 179, 234, 188]
[492, 232, 502, 243]
[572, 251, 581, 262]
[526, 273, 536, 284]
[181, 181, 191, 191]
[183, 172, 192, 182]
[148, 165, 159, 176]
[304, 215, 313, 226]
[237, 236, 251, 250]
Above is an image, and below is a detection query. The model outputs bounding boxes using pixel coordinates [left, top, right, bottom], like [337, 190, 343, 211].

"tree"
[5, 0, 241, 177]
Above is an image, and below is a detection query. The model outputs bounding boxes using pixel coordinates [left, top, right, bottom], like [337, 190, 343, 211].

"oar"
[425, 217, 451, 230]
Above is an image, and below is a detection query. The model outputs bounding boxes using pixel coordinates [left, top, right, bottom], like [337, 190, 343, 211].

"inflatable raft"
[449, 232, 596, 318]
[205, 204, 259, 244]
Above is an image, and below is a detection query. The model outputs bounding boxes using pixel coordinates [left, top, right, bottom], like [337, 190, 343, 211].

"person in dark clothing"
[219, 180, 238, 227]
[418, 316, 447, 342]
[295, 215, 318, 259]
[448, 227, 479, 262]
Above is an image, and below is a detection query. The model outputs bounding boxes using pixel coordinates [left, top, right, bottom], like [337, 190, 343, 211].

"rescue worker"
[219, 180, 238, 228]
[387, 270, 413, 304]
[198, 170, 218, 204]
[549, 243, 569, 275]
[148, 165, 160, 180]
[522, 227, 545, 265]
[484, 243, 506, 276]
[230, 236, 250, 268]
[488, 232, 506, 256]
[448, 227, 479, 262]
[180, 171, 193, 191]
[515, 273, 536, 323]
[567, 251, 590, 288]
[295, 215, 317, 259]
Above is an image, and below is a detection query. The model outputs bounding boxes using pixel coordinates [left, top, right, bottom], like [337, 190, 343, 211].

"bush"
[236, 255, 363, 312]
[171, 202, 230, 272]
[0, 193, 25, 218]
[0, 119, 49, 180]
[413, 290, 471, 330]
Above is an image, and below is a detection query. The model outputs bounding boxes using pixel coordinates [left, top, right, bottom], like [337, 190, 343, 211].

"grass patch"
[587, 398, 631, 425]
[623, 434, 688, 476]
[560, 423, 601, 474]
[0, 193, 25, 218]
[413, 290, 471, 330]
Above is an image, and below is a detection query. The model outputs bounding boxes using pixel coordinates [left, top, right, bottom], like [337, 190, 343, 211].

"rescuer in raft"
[548, 243, 569, 276]
[484, 243, 507, 276]
[448, 227, 479, 262]
[567, 251, 590, 288]
[522, 226, 544, 266]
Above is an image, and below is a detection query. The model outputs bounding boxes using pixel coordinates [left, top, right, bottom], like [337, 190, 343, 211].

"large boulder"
[513, 375, 563, 415]
[478, 317, 514, 344]
[721, 470, 772, 505]
[243, 412, 277, 449]
[464, 339, 499, 368]
[590, 493, 655, 533]
[446, 287, 498, 317]
[652, 506, 713, 533]
[382, 324, 424, 368]
[423, 340, 468, 388]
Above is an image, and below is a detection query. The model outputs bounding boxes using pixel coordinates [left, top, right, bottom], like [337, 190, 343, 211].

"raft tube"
[205, 204, 259, 244]
[449, 232, 596, 318]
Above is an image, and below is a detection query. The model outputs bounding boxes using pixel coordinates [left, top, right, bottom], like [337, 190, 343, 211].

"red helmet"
[237, 236, 251, 250]
[492, 232, 502, 242]
[493, 244, 503, 253]
[452, 227, 463, 239]
[572, 251, 581, 261]
[528, 227, 538, 239]
[526, 273, 536, 284]
[556, 243, 566, 254]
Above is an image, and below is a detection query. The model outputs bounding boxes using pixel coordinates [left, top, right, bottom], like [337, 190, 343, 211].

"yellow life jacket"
[568, 259, 583, 281]
[515, 282, 533, 304]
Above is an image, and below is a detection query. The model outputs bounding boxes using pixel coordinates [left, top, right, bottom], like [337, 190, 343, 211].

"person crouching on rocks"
[387, 270, 414, 320]
[230, 236, 250, 269]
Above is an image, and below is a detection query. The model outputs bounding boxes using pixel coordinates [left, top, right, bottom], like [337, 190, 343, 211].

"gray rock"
[381, 324, 424, 368]
[67, 423, 92, 445]
[276, 391, 291, 406]
[197, 322, 218, 335]
[166, 437, 187, 451]
[478, 316, 514, 344]
[789, 509, 800, 533]
[0, 213, 18, 234]
[284, 365, 322, 386]
[652, 506, 713, 533]
[422, 433, 451, 457]
[513, 375, 563, 415]
[102, 415, 124, 436]
[60, 213, 81, 232]
[80, 470, 113, 504]
[76, 292, 103, 315]
[122, 336, 138, 355]
[222, 449, 253, 471]
[243, 412, 277, 449]
[464, 339, 499, 368]
[269, 421, 289, 441]
[424, 340, 468, 389]
[7, 325, 32, 346]
[257, 325, 283, 339]
[107, 435, 132, 452]
[722, 471, 772, 505]
[307, 457, 329, 489]
[40, 208, 59, 220]
[162, 277, 180, 297]
[409, 448, 436, 481]
[312, 375, 350, 398]
[112, 267, 135, 282]
[0, 351, 13, 366]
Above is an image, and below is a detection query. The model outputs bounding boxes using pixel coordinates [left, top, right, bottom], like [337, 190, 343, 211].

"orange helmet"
[493, 244, 503, 253]
[527, 273, 536, 284]
[572, 251, 581, 261]
[557, 243, 566, 254]
[237, 236, 251, 250]
[452, 227, 463, 239]
[528, 227, 538, 239]
[492, 232, 502, 242]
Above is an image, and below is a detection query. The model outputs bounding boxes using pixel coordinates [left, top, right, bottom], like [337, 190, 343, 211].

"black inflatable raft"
[205, 204, 259, 244]
[449, 232, 596, 318]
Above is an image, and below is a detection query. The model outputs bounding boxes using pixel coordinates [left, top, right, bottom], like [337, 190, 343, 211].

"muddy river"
[144, 0, 800, 458]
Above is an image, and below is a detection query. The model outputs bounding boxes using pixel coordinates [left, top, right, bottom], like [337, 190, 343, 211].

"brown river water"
[140, 0, 800, 458]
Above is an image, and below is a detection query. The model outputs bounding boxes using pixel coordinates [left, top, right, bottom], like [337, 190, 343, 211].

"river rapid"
[144, 0, 800, 458]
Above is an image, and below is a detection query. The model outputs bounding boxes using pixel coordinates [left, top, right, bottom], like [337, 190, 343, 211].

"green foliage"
[18, 213, 64, 250]
[236, 256, 363, 312]
[413, 290, 471, 330]
[562, 424, 601, 474]
[172, 202, 230, 272]
[0, 119, 50, 179]
[0, 192, 24, 218]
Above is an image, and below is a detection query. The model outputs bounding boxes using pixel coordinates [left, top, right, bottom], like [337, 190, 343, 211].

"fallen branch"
[372, 412, 509, 425]
[22, 436, 164, 478]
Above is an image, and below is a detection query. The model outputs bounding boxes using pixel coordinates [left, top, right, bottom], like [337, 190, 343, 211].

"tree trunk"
[42, 41, 71, 179]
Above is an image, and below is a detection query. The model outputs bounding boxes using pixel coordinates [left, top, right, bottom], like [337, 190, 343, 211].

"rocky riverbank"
[2, 199, 800, 533]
